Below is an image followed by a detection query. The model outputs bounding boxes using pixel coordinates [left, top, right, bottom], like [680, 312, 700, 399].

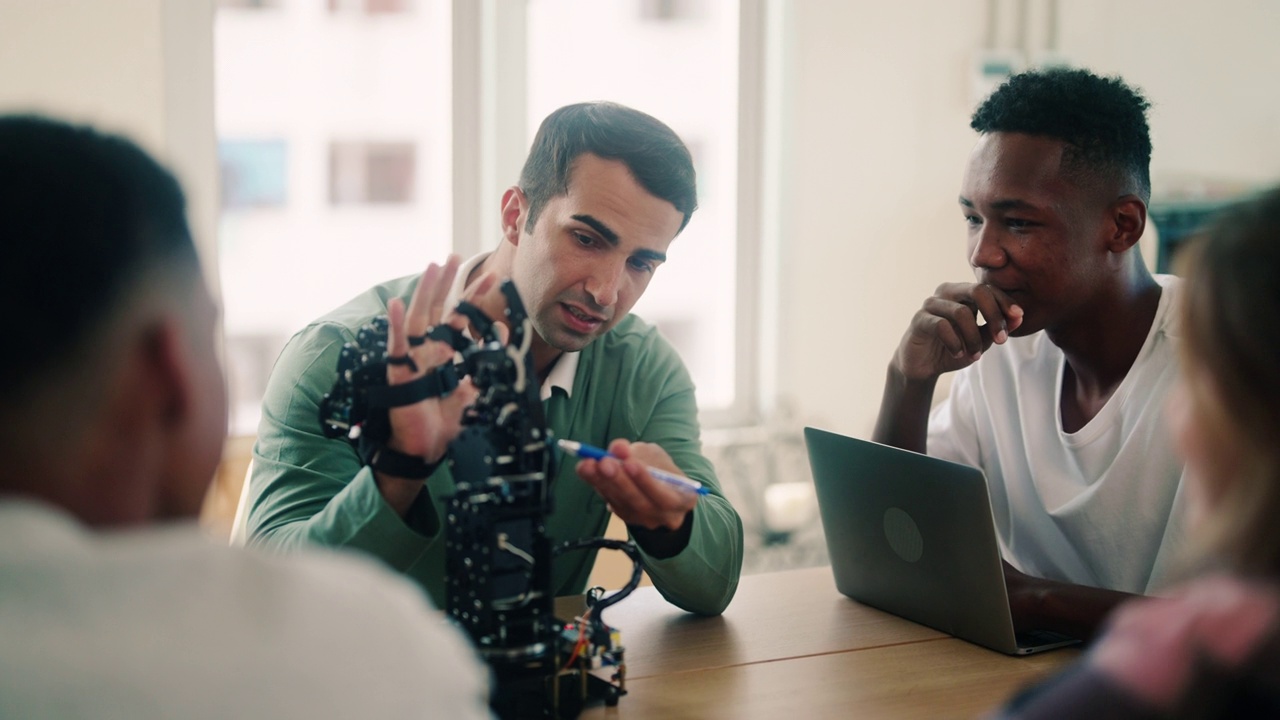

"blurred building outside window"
[215, 0, 451, 435]
[328, 140, 417, 204]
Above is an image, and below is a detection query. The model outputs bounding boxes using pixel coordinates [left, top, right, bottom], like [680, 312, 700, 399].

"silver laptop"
[803, 426, 1078, 656]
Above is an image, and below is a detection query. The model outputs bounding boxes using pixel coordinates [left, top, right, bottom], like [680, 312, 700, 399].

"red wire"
[560, 608, 593, 672]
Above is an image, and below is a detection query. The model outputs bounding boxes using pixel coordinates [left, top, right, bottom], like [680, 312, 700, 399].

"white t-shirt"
[927, 275, 1187, 595]
[0, 500, 492, 720]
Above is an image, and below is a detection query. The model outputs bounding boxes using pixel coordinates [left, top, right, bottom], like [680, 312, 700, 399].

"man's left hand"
[1003, 560, 1049, 633]
[574, 439, 697, 532]
[1003, 559, 1137, 640]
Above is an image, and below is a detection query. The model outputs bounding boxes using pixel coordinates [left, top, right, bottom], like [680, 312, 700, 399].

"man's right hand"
[892, 282, 1024, 382]
[374, 256, 496, 514]
[382, 256, 485, 466]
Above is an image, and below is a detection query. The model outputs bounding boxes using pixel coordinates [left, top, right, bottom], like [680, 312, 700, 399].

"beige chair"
[198, 435, 255, 542]
[228, 459, 253, 547]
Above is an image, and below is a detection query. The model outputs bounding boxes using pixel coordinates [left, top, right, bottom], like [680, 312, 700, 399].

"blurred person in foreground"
[0, 115, 490, 719]
[995, 186, 1280, 718]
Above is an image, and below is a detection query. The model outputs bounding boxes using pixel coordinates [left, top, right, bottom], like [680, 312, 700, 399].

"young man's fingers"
[969, 285, 1010, 347]
[985, 283, 1022, 319]
[1004, 298, 1025, 333]
[973, 284, 1028, 345]
[928, 315, 968, 358]
[951, 303, 987, 355]
[923, 297, 983, 355]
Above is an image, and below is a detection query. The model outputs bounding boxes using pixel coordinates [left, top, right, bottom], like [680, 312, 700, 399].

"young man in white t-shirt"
[0, 116, 491, 719]
[873, 68, 1186, 641]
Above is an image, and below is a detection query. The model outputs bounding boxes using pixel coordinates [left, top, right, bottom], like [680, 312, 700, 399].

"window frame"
[206, 0, 773, 432]
[453, 0, 771, 429]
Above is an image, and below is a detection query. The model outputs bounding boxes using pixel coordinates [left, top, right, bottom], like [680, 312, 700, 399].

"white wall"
[0, 0, 218, 286]
[774, 0, 1280, 439]
[1058, 1, 1280, 185]
[775, 1, 983, 437]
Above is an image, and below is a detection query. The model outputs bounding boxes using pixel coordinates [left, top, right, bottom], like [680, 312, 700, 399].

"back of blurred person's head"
[0, 115, 226, 526]
[1175, 185, 1280, 577]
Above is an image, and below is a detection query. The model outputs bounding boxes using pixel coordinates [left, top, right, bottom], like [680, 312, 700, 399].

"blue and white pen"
[555, 439, 710, 496]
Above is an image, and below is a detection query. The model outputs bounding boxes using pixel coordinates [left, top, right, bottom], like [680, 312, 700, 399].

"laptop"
[803, 426, 1078, 656]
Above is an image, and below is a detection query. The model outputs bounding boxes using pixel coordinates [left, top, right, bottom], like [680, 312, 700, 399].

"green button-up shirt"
[247, 274, 743, 615]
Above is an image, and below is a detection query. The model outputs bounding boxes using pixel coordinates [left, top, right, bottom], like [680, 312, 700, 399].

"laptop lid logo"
[884, 507, 923, 563]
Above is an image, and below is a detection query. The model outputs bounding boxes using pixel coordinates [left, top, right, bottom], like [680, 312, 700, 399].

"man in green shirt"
[246, 102, 743, 616]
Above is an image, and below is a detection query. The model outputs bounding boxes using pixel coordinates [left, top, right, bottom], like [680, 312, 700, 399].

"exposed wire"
[560, 607, 593, 673]
[497, 533, 535, 565]
[554, 538, 644, 627]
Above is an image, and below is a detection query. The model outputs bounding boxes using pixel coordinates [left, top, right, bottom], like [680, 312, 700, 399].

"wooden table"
[557, 566, 1078, 719]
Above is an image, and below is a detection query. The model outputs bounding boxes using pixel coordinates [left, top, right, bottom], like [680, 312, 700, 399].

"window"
[215, 1, 452, 435]
[329, 141, 416, 205]
[527, 0, 744, 414]
[216, 0, 763, 433]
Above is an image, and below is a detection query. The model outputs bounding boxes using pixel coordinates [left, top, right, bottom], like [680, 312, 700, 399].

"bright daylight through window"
[216, 0, 744, 435]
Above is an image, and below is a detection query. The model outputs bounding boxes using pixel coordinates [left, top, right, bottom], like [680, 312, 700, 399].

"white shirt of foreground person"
[927, 274, 1188, 595]
[0, 500, 492, 720]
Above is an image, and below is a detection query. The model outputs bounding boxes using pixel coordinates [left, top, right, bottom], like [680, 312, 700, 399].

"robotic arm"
[319, 280, 640, 719]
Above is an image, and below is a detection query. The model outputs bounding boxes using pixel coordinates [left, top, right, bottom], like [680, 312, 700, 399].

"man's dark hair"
[518, 101, 698, 233]
[971, 68, 1153, 202]
[0, 115, 196, 399]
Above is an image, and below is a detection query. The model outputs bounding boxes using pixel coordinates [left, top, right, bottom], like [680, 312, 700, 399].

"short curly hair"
[971, 68, 1152, 202]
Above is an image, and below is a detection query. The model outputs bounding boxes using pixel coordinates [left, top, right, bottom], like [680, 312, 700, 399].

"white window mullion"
[723, 0, 766, 428]
[450, 0, 485, 258]
[452, 0, 527, 258]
